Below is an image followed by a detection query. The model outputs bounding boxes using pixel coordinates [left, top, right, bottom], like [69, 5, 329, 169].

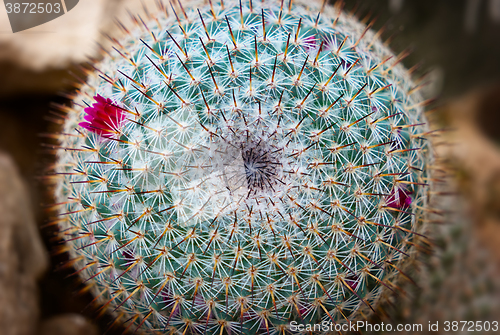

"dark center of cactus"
[240, 139, 282, 195]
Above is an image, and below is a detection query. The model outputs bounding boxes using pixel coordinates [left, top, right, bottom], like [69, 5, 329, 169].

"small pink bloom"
[121, 249, 135, 260]
[345, 275, 359, 290]
[302, 34, 317, 52]
[340, 58, 351, 69]
[79, 95, 126, 138]
[386, 187, 412, 209]
[298, 303, 309, 317]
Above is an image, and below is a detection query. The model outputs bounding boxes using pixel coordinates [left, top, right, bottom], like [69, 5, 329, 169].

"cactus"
[51, 0, 434, 333]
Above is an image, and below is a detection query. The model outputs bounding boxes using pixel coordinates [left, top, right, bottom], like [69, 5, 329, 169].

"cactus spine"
[52, 0, 433, 333]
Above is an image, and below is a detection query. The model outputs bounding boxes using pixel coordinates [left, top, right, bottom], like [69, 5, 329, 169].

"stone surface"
[439, 87, 500, 253]
[0, 0, 112, 71]
[0, 0, 166, 97]
[39, 314, 99, 335]
[440, 88, 500, 285]
[0, 0, 186, 70]
[0, 151, 49, 335]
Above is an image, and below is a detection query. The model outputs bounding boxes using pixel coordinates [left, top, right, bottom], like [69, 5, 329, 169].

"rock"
[0, 0, 114, 71]
[438, 87, 500, 251]
[0, 0, 119, 97]
[0, 151, 49, 335]
[0, 0, 168, 97]
[39, 314, 99, 335]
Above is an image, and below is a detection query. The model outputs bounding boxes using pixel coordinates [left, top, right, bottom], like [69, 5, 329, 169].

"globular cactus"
[51, 0, 434, 333]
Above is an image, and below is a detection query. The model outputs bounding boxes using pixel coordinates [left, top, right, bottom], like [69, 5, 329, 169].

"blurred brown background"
[0, 0, 499, 334]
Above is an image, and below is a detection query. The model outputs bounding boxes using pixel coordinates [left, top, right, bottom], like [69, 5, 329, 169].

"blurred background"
[0, 0, 499, 334]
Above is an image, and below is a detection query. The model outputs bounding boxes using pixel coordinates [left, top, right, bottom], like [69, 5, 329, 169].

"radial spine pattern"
[53, 0, 433, 333]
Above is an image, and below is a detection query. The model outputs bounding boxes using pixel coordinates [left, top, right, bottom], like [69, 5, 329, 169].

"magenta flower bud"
[78, 95, 126, 138]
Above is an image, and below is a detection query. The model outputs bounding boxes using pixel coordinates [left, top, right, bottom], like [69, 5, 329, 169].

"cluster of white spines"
[53, 0, 432, 333]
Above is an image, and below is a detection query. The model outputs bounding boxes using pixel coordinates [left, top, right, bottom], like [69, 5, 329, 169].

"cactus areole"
[54, 0, 433, 333]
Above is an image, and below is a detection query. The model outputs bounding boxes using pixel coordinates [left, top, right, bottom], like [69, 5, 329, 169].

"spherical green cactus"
[52, 0, 434, 333]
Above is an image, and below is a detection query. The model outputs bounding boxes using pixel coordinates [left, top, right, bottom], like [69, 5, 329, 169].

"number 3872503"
[444, 321, 498, 332]
[5, 3, 61, 14]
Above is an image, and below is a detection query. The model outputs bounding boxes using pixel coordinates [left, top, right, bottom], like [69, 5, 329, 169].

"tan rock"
[0, 0, 114, 71]
[0, 151, 49, 335]
[0, 0, 171, 97]
[39, 314, 99, 335]
[0, 0, 168, 71]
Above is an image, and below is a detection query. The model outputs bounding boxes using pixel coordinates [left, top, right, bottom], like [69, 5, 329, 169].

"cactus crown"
[53, 0, 433, 333]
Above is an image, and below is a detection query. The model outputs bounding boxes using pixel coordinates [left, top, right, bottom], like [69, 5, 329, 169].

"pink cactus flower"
[345, 274, 359, 290]
[301, 34, 317, 53]
[386, 187, 412, 209]
[79, 95, 126, 138]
